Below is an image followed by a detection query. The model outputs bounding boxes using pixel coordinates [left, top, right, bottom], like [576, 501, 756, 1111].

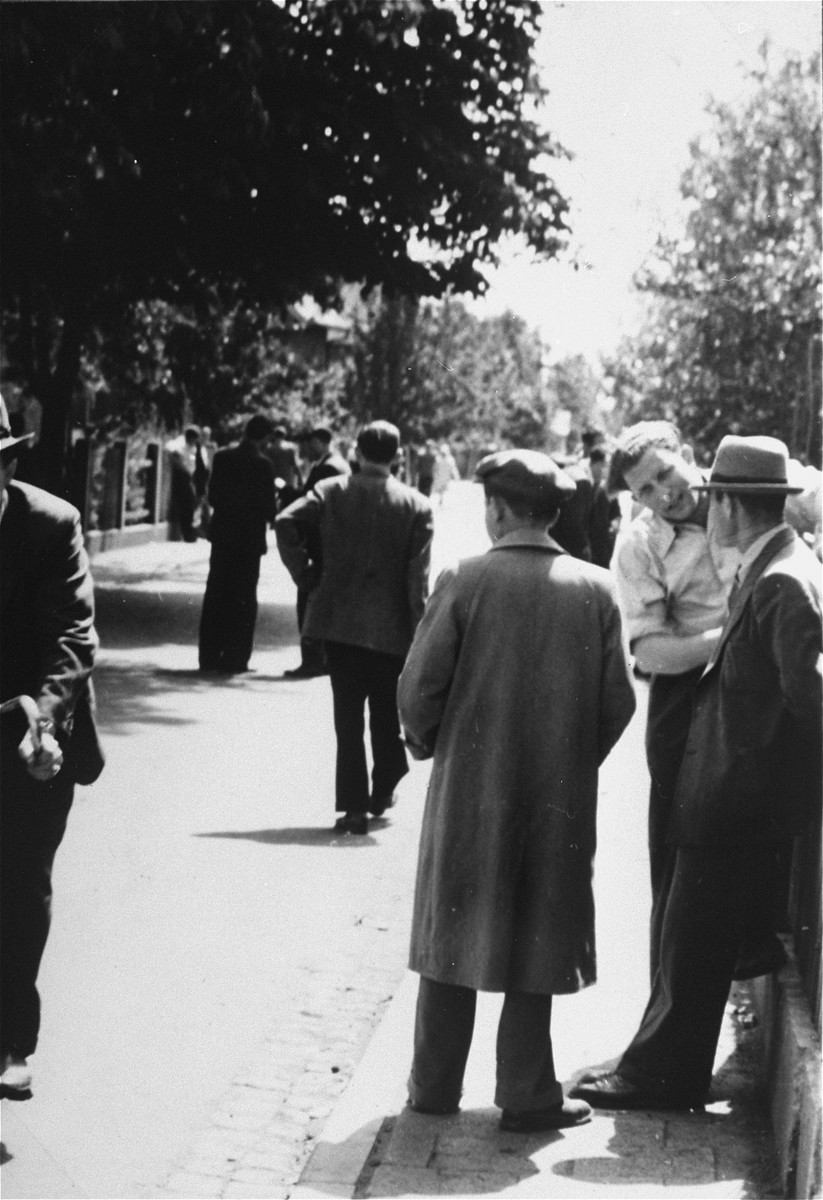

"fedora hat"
[0, 394, 35, 456]
[696, 435, 802, 494]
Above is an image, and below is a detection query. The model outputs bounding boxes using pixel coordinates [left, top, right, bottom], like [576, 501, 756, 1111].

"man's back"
[208, 441, 276, 554]
[294, 471, 433, 657]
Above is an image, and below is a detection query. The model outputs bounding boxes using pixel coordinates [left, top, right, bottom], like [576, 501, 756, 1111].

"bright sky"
[472, 0, 822, 364]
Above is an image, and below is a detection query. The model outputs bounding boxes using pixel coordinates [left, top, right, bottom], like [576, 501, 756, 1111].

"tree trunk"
[36, 313, 85, 499]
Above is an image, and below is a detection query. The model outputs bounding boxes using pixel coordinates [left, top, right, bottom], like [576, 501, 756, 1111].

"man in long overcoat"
[397, 449, 636, 1133]
[572, 435, 822, 1111]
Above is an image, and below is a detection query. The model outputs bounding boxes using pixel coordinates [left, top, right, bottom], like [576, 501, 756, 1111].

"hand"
[19, 729, 64, 781]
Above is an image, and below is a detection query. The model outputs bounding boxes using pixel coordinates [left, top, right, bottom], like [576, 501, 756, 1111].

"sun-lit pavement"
[0, 482, 778, 1199]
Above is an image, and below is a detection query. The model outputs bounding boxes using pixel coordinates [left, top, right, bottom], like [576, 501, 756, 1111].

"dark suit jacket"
[275, 468, 434, 658]
[207, 439, 277, 557]
[303, 451, 350, 494]
[0, 481, 103, 784]
[670, 526, 822, 846]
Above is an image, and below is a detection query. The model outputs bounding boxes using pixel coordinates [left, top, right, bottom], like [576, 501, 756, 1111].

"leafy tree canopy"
[605, 48, 821, 464]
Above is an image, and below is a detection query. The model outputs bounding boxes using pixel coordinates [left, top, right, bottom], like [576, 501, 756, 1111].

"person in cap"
[283, 425, 351, 678]
[276, 420, 433, 833]
[398, 449, 636, 1132]
[572, 436, 821, 1111]
[0, 396, 104, 1096]
[198, 414, 277, 674]
[606, 420, 743, 980]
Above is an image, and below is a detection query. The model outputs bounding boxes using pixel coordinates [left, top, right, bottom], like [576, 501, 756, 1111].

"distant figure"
[268, 425, 301, 511]
[398, 449, 635, 1132]
[276, 420, 433, 834]
[282, 426, 351, 679]
[550, 455, 594, 561]
[0, 396, 104, 1098]
[166, 425, 201, 542]
[432, 443, 460, 507]
[586, 445, 621, 567]
[198, 415, 277, 675]
[572, 436, 821, 1112]
[416, 440, 437, 497]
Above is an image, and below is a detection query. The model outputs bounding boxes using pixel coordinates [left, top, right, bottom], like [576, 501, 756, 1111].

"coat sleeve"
[752, 571, 822, 724]
[397, 565, 460, 757]
[405, 503, 435, 630]
[274, 490, 323, 587]
[34, 510, 98, 737]
[596, 582, 637, 765]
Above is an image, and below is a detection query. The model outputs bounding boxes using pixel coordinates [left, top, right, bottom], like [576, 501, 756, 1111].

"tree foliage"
[347, 292, 550, 447]
[1, 0, 570, 489]
[605, 49, 822, 463]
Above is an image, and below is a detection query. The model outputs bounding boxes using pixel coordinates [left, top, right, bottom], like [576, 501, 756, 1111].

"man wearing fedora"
[606, 421, 741, 978]
[0, 396, 104, 1096]
[572, 435, 821, 1110]
[398, 449, 636, 1132]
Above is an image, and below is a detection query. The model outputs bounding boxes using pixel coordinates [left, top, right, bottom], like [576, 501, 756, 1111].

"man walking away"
[572, 436, 821, 1111]
[198, 414, 276, 675]
[276, 420, 433, 834]
[398, 449, 636, 1132]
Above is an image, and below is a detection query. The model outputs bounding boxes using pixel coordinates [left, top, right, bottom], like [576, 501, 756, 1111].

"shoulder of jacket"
[10, 481, 80, 525]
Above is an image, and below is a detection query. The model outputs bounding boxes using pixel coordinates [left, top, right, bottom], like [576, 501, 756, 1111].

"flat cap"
[475, 449, 576, 504]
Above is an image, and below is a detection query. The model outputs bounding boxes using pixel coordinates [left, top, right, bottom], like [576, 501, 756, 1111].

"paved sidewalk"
[294, 977, 780, 1199]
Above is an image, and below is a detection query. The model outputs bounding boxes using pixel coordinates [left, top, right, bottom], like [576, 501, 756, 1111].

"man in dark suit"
[0, 397, 103, 1096]
[276, 420, 433, 833]
[198, 414, 277, 674]
[283, 425, 350, 679]
[572, 435, 821, 1109]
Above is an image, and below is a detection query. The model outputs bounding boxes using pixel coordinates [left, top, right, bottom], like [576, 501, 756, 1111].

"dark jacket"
[0, 481, 103, 785]
[670, 526, 822, 846]
[276, 467, 433, 658]
[207, 439, 277, 557]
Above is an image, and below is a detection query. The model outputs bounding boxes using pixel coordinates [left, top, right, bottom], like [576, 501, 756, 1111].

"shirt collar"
[490, 528, 564, 553]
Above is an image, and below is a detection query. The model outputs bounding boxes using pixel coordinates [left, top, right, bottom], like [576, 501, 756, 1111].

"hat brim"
[0, 432, 35, 455]
[695, 480, 803, 494]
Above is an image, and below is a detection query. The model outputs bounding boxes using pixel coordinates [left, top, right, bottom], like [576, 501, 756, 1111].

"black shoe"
[334, 813, 368, 835]
[569, 1071, 703, 1111]
[500, 1099, 592, 1132]
[732, 935, 787, 980]
[284, 664, 328, 679]
[369, 791, 397, 817]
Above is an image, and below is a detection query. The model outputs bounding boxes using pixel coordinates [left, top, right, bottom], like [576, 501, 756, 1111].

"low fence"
[69, 433, 174, 551]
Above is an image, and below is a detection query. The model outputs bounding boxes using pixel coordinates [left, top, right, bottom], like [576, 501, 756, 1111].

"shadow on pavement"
[95, 587, 295, 650]
[193, 827, 380, 848]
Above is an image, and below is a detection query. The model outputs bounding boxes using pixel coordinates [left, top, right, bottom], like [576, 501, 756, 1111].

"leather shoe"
[283, 664, 328, 679]
[500, 1099, 592, 1132]
[1, 1053, 32, 1097]
[334, 813, 368, 835]
[369, 791, 397, 817]
[569, 1071, 702, 1110]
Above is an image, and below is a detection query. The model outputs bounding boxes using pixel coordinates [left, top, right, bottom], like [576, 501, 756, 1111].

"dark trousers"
[325, 641, 408, 814]
[618, 842, 780, 1102]
[296, 584, 326, 672]
[1, 750, 74, 1057]
[170, 467, 197, 542]
[199, 543, 261, 672]
[409, 976, 562, 1113]
[646, 668, 703, 977]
